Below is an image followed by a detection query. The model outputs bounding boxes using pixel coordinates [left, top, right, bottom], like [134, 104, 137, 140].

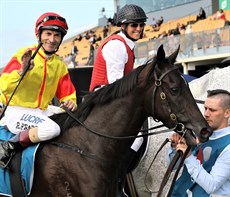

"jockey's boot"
[0, 129, 32, 168]
[116, 148, 137, 197]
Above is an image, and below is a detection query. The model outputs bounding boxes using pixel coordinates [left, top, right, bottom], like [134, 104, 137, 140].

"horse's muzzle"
[199, 127, 213, 143]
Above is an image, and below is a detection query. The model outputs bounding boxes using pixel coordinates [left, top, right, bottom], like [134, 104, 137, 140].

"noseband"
[151, 64, 179, 122]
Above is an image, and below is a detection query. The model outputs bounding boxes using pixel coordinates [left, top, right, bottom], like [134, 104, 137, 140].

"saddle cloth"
[0, 126, 39, 196]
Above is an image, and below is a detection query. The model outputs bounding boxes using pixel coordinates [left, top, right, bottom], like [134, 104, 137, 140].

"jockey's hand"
[60, 100, 77, 112]
[19, 49, 35, 75]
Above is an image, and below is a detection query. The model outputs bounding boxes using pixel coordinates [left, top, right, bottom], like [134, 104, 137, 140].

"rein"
[143, 126, 192, 196]
[60, 64, 185, 141]
[164, 146, 191, 197]
[50, 141, 114, 165]
[62, 106, 187, 140]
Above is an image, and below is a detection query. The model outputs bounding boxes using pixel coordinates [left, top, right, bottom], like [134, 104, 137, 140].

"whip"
[0, 42, 43, 119]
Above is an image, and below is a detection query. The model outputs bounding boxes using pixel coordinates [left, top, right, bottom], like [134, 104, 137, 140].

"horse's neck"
[105, 95, 146, 133]
[84, 95, 147, 153]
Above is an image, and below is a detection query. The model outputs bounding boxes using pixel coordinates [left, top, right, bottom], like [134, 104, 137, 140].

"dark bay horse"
[1, 45, 212, 197]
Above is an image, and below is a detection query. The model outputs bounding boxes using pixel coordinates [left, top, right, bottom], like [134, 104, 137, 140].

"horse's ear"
[156, 45, 165, 61]
[168, 45, 180, 64]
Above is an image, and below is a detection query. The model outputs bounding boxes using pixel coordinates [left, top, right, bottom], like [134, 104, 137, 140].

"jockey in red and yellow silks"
[0, 44, 76, 109]
[0, 12, 77, 169]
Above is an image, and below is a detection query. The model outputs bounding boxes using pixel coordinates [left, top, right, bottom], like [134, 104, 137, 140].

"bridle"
[151, 64, 179, 123]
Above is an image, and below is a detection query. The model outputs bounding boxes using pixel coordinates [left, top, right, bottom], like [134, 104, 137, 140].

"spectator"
[218, 9, 226, 20]
[157, 16, 164, 26]
[63, 53, 72, 67]
[86, 41, 95, 65]
[173, 23, 182, 35]
[212, 32, 221, 47]
[74, 34, 82, 42]
[194, 34, 203, 50]
[196, 7, 206, 21]
[102, 25, 109, 39]
[167, 89, 230, 197]
[151, 17, 158, 28]
[212, 9, 226, 20]
[70, 41, 78, 67]
[89, 34, 96, 44]
[96, 34, 102, 42]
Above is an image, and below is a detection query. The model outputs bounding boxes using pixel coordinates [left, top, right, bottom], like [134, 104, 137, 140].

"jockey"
[0, 12, 77, 168]
[89, 4, 147, 196]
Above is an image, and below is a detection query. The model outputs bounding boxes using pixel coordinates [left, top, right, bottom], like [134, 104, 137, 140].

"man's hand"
[60, 100, 77, 111]
[170, 133, 182, 148]
[170, 132, 192, 156]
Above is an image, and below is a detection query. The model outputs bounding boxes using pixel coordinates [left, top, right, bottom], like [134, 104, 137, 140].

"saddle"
[0, 127, 39, 197]
[8, 151, 27, 197]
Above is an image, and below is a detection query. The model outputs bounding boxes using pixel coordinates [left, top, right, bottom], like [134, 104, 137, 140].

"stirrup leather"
[0, 142, 16, 169]
[0, 153, 14, 169]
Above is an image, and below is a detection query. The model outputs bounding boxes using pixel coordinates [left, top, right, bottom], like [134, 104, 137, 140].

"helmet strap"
[38, 30, 64, 55]
[121, 24, 143, 42]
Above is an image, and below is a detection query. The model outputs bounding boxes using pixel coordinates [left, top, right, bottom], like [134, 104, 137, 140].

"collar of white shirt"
[117, 31, 135, 50]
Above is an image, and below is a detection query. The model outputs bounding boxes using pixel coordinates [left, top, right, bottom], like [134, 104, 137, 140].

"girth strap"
[9, 152, 27, 197]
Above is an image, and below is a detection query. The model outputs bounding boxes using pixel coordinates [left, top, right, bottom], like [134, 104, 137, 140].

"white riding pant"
[131, 132, 144, 152]
[0, 105, 63, 141]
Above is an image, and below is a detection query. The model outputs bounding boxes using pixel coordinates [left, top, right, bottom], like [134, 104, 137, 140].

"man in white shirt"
[89, 4, 147, 197]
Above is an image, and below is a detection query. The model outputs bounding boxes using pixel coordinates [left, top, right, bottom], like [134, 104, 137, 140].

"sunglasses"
[37, 16, 66, 26]
[130, 23, 145, 28]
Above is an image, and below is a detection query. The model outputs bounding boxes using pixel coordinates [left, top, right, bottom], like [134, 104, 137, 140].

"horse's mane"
[51, 57, 156, 130]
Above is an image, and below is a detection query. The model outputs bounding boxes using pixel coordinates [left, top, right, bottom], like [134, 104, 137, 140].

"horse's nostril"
[201, 129, 208, 136]
[200, 128, 212, 141]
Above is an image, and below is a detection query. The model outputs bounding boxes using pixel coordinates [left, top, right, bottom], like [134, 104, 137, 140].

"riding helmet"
[116, 4, 147, 26]
[35, 12, 68, 37]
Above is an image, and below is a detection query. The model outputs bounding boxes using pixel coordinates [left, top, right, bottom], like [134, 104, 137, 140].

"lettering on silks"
[20, 114, 45, 124]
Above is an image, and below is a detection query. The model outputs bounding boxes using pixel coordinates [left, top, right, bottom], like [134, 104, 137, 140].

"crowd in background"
[61, 7, 229, 67]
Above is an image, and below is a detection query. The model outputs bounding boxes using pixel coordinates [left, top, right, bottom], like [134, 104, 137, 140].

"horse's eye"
[170, 87, 179, 95]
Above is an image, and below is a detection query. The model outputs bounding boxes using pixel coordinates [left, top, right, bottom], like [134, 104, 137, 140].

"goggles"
[130, 23, 145, 28]
[37, 16, 66, 26]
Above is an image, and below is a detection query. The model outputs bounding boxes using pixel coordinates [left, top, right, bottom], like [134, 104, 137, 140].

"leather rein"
[60, 64, 186, 141]
[55, 65, 199, 196]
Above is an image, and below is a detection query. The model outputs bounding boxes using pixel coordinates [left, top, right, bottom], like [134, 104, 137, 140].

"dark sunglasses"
[130, 23, 145, 28]
[37, 16, 66, 26]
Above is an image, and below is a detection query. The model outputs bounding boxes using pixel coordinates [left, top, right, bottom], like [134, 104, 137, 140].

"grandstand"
[58, 0, 230, 78]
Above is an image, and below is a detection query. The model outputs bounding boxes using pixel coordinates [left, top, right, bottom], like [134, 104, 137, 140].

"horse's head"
[141, 45, 212, 146]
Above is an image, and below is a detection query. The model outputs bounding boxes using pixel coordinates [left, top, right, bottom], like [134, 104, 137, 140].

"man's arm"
[185, 145, 230, 194]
